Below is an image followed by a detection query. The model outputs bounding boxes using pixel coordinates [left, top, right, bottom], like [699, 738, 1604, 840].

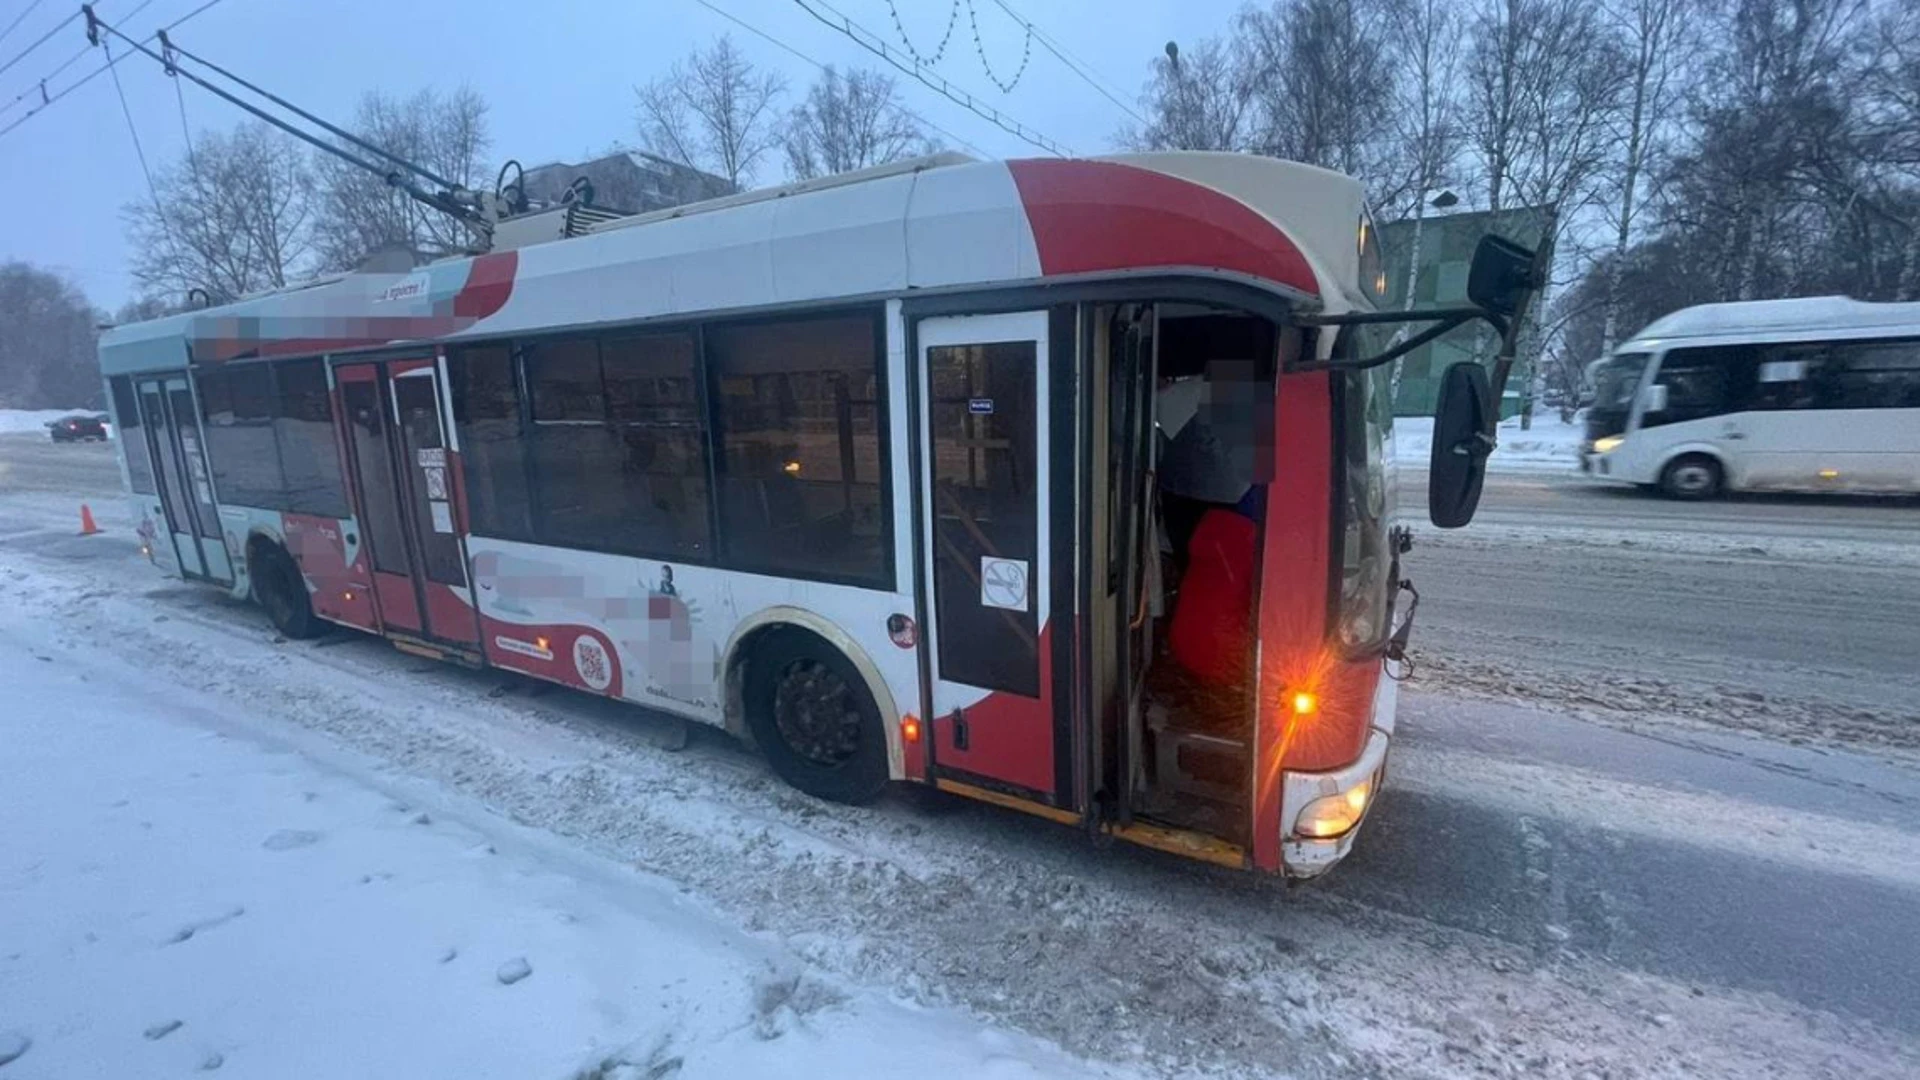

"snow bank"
[1392, 413, 1584, 473]
[0, 408, 91, 434]
[0, 634, 1128, 1080]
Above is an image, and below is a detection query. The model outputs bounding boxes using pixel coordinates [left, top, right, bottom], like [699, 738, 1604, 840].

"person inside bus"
[1155, 359, 1265, 687]
[1156, 360, 1264, 542]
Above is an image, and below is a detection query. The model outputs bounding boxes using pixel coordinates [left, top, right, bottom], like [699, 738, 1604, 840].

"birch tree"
[1376, 0, 1463, 221]
[1598, 0, 1695, 354]
[636, 36, 787, 189]
[1241, 0, 1394, 184]
[1658, 0, 1866, 301]
[1862, 2, 1920, 298]
[783, 67, 930, 180]
[1125, 37, 1258, 151]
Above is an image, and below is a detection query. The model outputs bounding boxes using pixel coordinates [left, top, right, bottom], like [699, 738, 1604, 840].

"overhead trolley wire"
[2, 0, 160, 118]
[0, 0, 52, 49]
[987, 0, 1145, 127]
[789, 0, 1070, 157]
[80, 7, 485, 227]
[0, 0, 211, 138]
[0, 6, 80, 80]
[155, 30, 459, 191]
[687, 0, 988, 159]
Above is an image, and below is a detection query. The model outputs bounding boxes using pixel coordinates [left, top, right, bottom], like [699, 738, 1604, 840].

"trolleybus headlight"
[1591, 435, 1624, 454]
[1295, 774, 1376, 840]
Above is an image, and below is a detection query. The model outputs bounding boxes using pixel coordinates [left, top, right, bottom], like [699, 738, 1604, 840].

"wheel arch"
[241, 522, 294, 599]
[1655, 444, 1733, 488]
[721, 606, 905, 781]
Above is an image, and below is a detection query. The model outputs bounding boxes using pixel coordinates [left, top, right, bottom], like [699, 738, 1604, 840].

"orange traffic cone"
[78, 504, 100, 536]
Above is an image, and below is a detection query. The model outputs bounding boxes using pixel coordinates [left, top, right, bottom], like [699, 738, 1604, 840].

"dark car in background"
[47, 414, 110, 442]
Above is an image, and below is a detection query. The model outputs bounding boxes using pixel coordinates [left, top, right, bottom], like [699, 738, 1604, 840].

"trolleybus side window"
[272, 359, 350, 517]
[601, 330, 709, 558]
[526, 336, 622, 550]
[448, 344, 536, 542]
[197, 364, 286, 508]
[517, 332, 713, 559]
[707, 311, 888, 586]
[109, 375, 157, 495]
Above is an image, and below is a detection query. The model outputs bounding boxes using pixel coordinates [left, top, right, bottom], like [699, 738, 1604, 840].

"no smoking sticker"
[979, 557, 1029, 612]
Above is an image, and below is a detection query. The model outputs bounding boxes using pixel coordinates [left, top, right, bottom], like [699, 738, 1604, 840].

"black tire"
[1660, 454, 1724, 500]
[743, 630, 888, 804]
[252, 542, 320, 639]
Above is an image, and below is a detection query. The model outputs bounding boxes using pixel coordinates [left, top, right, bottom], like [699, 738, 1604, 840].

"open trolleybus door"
[332, 358, 482, 657]
[913, 311, 1074, 807]
[134, 373, 232, 585]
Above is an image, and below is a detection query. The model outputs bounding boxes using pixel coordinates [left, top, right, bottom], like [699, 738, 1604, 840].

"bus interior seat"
[1166, 506, 1256, 686]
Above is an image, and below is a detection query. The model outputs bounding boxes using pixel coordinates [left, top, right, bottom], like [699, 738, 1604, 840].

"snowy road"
[1409, 466, 1920, 541]
[1399, 468, 1920, 758]
[5, 433, 1920, 1078]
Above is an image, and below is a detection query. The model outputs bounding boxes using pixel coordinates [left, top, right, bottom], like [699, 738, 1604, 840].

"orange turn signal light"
[1291, 691, 1318, 716]
[902, 715, 921, 743]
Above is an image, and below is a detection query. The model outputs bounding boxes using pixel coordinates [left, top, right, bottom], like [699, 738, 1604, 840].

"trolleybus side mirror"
[1429, 361, 1494, 529]
[1467, 234, 1535, 318]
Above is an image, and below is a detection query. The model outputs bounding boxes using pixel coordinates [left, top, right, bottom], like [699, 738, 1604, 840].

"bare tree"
[784, 67, 930, 180]
[1861, 2, 1920, 298]
[637, 36, 787, 189]
[1659, 0, 1868, 301]
[114, 296, 180, 324]
[1376, 0, 1464, 221]
[310, 87, 493, 272]
[1125, 36, 1258, 152]
[1465, 0, 1628, 425]
[124, 122, 315, 304]
[1468, 0, 1626, 218]
[1466, 0, 1528, 214]
[1598, 0, 1695, 353]
[0, 262, 102, 410]
[1242, 0, 1395, 183]
[1113, 0, 1918, 414]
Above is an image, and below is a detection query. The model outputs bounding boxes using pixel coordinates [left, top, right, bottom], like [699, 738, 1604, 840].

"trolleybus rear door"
[135, 374, 232, 584]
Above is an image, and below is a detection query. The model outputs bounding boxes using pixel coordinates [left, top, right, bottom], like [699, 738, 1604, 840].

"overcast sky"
[0, 0, 1192, 308]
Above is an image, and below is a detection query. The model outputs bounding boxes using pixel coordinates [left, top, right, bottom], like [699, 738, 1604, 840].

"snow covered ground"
[0, 615, 1133, 1079]
[1391, 413, 1583, 473]
[4, 462, 1919, 1078]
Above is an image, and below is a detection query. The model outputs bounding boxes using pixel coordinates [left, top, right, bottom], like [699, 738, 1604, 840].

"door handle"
[1724, 432, 1747, 440]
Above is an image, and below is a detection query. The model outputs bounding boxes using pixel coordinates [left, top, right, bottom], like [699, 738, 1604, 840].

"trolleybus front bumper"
[1279, 679, 1394, 879]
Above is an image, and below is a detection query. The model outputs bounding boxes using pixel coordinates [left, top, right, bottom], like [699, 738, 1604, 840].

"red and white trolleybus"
[99, 152, 1538, 878]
